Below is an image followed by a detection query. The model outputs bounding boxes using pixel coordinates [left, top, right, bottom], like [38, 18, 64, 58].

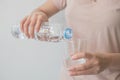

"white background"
[0, 0, 66, 80]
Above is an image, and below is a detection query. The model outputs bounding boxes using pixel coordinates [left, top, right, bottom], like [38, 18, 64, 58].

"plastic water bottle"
[11, 22, 73, 42]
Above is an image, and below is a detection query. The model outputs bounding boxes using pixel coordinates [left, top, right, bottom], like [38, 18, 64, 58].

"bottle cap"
[63, 28, 73, 40]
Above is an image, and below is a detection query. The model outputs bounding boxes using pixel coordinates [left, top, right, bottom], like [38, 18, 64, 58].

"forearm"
[108, 53, 120, 69]
[33, 0, 59, 18]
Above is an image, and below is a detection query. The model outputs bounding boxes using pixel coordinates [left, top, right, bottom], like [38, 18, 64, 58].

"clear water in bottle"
[11, 22, 73, 42]
[11, 24, 27, 39]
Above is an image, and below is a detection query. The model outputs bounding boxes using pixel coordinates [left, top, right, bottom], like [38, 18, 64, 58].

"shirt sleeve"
[52, 0, 66, 10]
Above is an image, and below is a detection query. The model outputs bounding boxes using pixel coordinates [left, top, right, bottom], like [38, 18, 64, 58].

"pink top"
[52, 0, 120, 80]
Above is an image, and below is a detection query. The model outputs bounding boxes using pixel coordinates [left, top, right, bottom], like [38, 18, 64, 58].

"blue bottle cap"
[63, 28, 73, 40]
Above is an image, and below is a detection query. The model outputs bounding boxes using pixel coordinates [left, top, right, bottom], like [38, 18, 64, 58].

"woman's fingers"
[69, 53, 100, 71]
[69, 66, 100, 76]
[20, 11, 48, 39]
[68, 53, 103, 76]
[20, 14, 42, 38]
[23, 16, 31, 38]
[71, 53, 86, 60]
[71, 52, 93, 60]
[68, 58, 94, 71]
[20, 16, 28, 32]
[29, 15, 37, 38]
[68, 53, 111, 76]
[35, 15, 43, 33]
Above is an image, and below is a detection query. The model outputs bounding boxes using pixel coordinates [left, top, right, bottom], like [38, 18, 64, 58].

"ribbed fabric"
[52, 0, 120, 80]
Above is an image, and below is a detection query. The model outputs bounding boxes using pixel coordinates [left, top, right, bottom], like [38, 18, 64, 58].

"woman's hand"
[20, 10, 48, 38]
[68, 52, 112, 76]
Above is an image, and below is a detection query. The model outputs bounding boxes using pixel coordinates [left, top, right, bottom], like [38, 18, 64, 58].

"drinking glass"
[64, 38, 87, 80]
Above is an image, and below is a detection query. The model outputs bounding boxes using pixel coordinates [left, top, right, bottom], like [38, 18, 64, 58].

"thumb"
[71, 52, 86, 60]
[71, 52, 93, 60]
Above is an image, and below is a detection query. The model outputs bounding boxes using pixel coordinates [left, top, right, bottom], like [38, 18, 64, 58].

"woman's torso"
[52, 0, 120, 80]
[65, 0, 120, 53]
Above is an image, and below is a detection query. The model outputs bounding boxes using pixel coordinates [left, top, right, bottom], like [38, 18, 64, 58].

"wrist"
[33, 8, 49, 18]
[105, 53, 113, 67]
[31, 9, 49, 22]
[96, 53, 113, 68]
[107, 53, 120, 68]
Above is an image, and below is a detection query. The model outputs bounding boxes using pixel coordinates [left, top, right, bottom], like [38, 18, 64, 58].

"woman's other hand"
[68, 52, 112, 76]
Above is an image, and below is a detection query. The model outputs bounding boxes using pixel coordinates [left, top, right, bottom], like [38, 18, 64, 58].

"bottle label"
[64, 28, 73, 40]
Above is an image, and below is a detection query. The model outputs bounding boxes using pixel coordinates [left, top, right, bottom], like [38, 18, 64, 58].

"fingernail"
[69, 72, 74, 76]
[35, 29, 39, 33]
[30, 36, 33, 39]
[69, 72, 72, 76]
[21, 30, 24, 33]
[68, 67, 74, 71]
[35, 30, 37, 33]
[70, 53, 74, 56]
[71, 55, 77, 60]
[31, 35, 34, 39]
[27, 35, 30, 39]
